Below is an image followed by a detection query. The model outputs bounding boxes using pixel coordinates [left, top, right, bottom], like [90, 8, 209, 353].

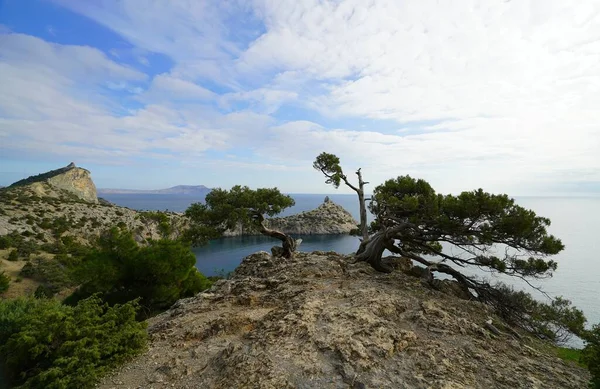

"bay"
[104, 193, 600, 333]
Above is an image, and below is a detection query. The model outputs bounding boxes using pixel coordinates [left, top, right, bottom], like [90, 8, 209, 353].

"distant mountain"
[98, 185, 212, 195]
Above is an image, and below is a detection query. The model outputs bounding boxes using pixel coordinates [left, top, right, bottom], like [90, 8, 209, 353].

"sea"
[102, 193, 600, 337]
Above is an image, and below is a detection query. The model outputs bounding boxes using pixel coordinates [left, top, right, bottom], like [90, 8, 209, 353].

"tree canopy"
[355, 175, 584, 340]
[186, 185, 298, 257]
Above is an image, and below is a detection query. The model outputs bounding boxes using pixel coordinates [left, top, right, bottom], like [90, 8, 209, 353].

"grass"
[556, 347, 586, 367]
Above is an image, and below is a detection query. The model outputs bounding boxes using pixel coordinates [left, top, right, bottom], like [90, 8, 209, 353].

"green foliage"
[0, 295, 147, 388]
[369, 176, 563, 279]
[185, 185, 295, 245]
[38, 218, 53, 230]
[0, 235, 12, 249]
[487, 284, 586, 343]
[7, 249, 19, 262]
[139, 211, 172, 238]
[555, 347, 584, 367]
[0, 271, 9, 293]
[359, 175, 585, 343]
[582, 324, 600, 388]
[313, 152, 344, 188]
[69, 228, 211, 312]
[20, 257, 75, 295]
[51, 216, 74, 236]
[34, 284, 56, 299]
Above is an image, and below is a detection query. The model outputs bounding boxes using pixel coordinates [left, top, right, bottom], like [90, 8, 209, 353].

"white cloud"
[0, 33, 145, 83]
[140, 74, 216, 102]
[5, 1, 600, 194]
[51, 0, 251, 61]
[221, 88, 298, 114]
[0, 34, 239, 163]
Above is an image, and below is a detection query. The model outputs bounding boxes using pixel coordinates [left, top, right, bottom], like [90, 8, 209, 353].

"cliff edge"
[99, 251, 589, 389]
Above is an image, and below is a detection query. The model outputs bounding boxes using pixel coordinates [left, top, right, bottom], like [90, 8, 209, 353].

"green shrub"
[582, 324, 600, 388]
[20, 257, 74, 292]
[0, 295, 147, 388]
[0, 235, 12, 249]
[140, 211, 172, 238]
[38, 218, 53, 230]
[7, 249, 18, 261]
[0, 271, 9, 293]
[15, 239, 38, 259]
[52, 216, 73, 236]
[555, 347, 584, 367]
[34, 283, 57, 299]
[68, 228, 211, 312]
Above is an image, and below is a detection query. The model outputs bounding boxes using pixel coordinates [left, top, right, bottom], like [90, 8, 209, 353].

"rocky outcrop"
[99, 251, 589, 389]
[10, 162, 98, 203]
[47, 165, 98, 203]
[224, 201, 358, 236]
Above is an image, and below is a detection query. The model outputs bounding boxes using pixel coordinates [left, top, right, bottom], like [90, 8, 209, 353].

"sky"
[0, 0, 599, 195]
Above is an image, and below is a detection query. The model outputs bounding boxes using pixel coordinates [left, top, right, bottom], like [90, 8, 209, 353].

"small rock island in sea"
[224, 199, 358, 237]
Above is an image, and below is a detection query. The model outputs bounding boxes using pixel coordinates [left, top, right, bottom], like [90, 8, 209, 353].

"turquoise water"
[106, 194, 599, 334]
[192, 234, 361, 276]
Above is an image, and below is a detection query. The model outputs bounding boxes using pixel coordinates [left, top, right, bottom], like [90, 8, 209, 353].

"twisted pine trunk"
[254, 213, 297, 258]
[355, 231, 394, 272]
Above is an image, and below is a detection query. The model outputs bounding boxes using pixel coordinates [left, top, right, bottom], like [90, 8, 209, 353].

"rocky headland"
[98, 250, 589, 389]
[224, 200, 358, 237]
[10, 162, 98, 203]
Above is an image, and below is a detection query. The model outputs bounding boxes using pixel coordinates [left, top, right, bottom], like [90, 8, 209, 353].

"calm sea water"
[104, 193, 600, 332]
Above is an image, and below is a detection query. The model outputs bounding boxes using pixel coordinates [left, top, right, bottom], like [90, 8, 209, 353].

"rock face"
[224, 201, 358, 236]
[47, 165, 98, 203]
[10, 162, 98, 203]
[99, 251, 589, 389]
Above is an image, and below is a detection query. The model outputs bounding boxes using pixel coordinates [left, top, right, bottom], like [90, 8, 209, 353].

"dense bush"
[0, 235, 12, 249]
[0, 271, 9, 293]
[7, 249, 18, 261]
[140, 211, 172, 238]
[0, 295, 147, 388]
[20, 257, 75, 296]
[582, 324, 600, 388]
[68, 227, 211, 313]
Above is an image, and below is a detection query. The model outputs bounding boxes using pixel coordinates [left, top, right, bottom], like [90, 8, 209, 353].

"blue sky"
[0, 0, 599, 195]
